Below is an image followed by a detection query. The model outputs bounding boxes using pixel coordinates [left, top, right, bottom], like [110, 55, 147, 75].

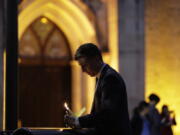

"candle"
[64, 102, 69, 110]
[64, 102, 73, 114]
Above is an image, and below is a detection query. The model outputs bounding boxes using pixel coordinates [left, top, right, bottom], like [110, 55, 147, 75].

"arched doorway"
[18, 0, 98, 117]
[18, 17, 72, 127]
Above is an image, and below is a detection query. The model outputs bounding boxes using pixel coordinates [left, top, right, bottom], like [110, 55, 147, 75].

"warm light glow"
[18, 58, 22, 64]
[28, 127, 71, 130]
[18, 119, 22, 128]
[18, 0, 119, 123]
[107, 0, 119, 71]
[145, 0, 180, 134]
[64, 102, 73, 115]
[18, 0, 97, 55]
[84, 74, 95, 113]
[19, 0, 98, 116]
[40, 17, 48, 24]
[64, 102, 69, 111]
[3, 50, 6, 130]
[70, 61, 83, 113]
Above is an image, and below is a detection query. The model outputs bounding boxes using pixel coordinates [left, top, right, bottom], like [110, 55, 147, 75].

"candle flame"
[64, 102, 73, 115]
[64, 102, 69, 110]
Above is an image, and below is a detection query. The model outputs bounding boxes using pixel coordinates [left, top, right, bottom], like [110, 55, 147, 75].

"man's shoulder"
[105, 65, 123, 79]
[103, 65, 125, 83]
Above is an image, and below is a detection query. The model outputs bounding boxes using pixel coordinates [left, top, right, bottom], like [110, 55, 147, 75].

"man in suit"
[64, 43, 131, 135]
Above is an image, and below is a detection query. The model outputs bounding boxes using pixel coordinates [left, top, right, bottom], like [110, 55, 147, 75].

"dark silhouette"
[131, 101, 151, 135]
[148, 93, 161, 135]
[11, 43, 131, 135]
[64, 43, 131, 135]
[160, 105, 176, 135]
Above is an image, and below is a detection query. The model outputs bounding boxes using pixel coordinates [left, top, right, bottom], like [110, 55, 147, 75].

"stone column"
[83, 74, 95, 113]
[0, 0, 18, 130]
[118, 0, 145, 117]
[71, 61, 95, 114]
[0, 0, 5, 130]
[71, 61, 83, 113]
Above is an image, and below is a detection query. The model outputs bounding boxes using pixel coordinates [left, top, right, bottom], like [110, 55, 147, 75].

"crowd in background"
[131, 94, 177, 135]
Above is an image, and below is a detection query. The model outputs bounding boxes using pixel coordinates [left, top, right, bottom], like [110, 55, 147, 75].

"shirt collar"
[95, 63, 106, 79]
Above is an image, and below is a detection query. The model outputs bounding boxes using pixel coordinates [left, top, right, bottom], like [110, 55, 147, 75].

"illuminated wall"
[145, 0, 180, 135]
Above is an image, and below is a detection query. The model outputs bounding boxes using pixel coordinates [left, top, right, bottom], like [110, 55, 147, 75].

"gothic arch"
[18, 0, 98, 55]
[18, 0, 97, 114]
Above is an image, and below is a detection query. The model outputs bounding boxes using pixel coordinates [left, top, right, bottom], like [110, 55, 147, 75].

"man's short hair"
[149, 93, 160, 103]
[75, 43, 102, 61]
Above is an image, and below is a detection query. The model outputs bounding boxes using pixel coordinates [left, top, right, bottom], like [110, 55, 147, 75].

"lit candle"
[64, 102, 69, 110]
[64, 102, 73, 114]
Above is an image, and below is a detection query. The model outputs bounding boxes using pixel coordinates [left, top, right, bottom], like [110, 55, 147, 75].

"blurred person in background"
[160, 105, 176, 135]
[148, 93, 161, 135]
[131, 101, 151, 135]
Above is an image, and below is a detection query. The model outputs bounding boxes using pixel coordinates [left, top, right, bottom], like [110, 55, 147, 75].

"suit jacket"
[79, 64, 131, 135]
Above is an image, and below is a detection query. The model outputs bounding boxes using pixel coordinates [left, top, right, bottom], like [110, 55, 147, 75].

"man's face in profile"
[77, 57, 98, 77]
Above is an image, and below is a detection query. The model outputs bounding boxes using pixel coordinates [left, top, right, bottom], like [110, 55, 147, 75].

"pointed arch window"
[19, 17, 72, 65]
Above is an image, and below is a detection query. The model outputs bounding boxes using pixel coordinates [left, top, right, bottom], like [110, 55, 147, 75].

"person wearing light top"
[131, 101, 151, 135]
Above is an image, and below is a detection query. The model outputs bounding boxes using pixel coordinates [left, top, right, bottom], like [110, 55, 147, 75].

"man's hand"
[64, 114, 76, 128]
[64, 110, 80, 128]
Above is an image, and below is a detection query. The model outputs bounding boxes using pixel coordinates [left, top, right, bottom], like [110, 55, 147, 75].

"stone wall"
[145, 0, 180, 135]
